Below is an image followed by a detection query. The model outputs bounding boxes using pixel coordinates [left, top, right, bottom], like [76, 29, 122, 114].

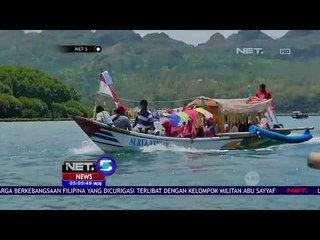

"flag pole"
[93, 69, 104, 118]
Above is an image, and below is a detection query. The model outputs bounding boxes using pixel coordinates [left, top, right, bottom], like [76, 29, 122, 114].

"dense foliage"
[0, 66, 92, 118]
[1, 30, 320, 113]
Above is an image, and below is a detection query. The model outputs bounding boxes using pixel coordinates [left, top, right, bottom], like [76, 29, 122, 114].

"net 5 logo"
[62, 156, 116, 188]
[96, 156, 117, 176]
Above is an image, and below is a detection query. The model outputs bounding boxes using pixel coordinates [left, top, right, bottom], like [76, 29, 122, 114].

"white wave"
[281, 136, 320, 148]
[302, 136, 320, 145]
[255, 147, 274, 151]
[140, 143, 229, 154]
[69, 140, 102, 155]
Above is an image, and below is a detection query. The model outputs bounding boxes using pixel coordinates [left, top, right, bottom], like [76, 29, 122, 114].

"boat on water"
[73, 70, 314, 152]
[292, 111, 309, 119]
[73, 115, 313, 151]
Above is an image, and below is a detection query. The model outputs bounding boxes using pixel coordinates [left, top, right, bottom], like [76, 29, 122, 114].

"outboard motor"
[273, 123, 284, 129]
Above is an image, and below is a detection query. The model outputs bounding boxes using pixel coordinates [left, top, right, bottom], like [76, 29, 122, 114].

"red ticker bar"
[62, 172, 105, 181]
[1, 186, 320, 195]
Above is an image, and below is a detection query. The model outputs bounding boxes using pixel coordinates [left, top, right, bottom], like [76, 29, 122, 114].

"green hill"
[0, 66, 92, 118]
[1, 30, 320, 112]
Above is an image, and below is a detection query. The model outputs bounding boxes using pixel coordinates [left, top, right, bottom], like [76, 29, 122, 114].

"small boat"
[73, 116, 313, 151]
[292, 111, 309, 119]
[73, 70, 314, 152]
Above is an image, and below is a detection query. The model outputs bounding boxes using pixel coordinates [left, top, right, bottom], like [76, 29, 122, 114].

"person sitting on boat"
[204, 117, 216, 137]
[167, 109, 174, 114]
[181, 117, 197, 138]
[95, 106, 113, 125]
[182, 105, 191, 111]
[227, 123, 239, 133]
[196, 126, 205, 137]
[161, 120, 183, 137]
[110, 105, 132, 130]
[132, 99, 155, 134]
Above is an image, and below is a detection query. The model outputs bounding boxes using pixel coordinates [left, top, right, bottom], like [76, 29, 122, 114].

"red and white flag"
[99, 70, 120, 107]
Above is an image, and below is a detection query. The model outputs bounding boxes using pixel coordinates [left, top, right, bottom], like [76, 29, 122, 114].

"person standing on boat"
[110, 105, 132, 130]
[255, 84, 272, 100]
[95, 106, 113, 125]
[255, 83, 275, 111]
[132, 100, 155, 134]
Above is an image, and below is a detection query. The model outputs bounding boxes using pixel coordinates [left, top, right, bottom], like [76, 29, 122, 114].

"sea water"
[0, 116, 319, 209]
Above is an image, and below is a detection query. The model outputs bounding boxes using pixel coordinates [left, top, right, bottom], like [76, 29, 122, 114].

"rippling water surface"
[0, 116, 319, 209]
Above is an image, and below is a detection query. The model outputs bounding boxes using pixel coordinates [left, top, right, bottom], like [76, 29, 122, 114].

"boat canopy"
[215, 98, 272, 114]
[188, 96, 272, 114]
[188, 97, 219, 108]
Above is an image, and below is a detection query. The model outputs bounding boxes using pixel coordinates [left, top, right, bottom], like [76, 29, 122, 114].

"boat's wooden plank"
[216, 132, 253, 137]
[274, 127, 314, 132]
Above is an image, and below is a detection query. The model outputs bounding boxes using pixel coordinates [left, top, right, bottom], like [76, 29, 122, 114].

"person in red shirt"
[182, 117, 197, 138]
[255, 83, 275, 111]
[161, 120, 183, 137]
[256, 83, 272, 100]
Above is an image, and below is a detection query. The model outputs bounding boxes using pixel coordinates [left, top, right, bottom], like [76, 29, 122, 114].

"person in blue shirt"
[132, 100, 155, 133]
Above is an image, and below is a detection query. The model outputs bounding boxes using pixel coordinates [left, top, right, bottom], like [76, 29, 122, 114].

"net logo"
[61, 159, 110, 187]
[63, 161, 97, 172]
[62, 157, 117, 187]
[96, 156, 117, 176]
[236, 47, 263, 55]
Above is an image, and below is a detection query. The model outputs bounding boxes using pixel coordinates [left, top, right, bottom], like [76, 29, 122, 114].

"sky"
[133, 30, 289, 45]
[24, 30, 289, 46]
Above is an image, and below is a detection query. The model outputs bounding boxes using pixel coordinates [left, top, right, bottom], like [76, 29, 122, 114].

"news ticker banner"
[0, 186, 320, 195]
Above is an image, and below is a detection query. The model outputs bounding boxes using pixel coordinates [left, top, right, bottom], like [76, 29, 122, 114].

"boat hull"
[73, 116, 261, 151]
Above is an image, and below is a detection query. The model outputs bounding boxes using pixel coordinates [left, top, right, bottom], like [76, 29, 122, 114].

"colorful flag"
[98, 70, 120, 107]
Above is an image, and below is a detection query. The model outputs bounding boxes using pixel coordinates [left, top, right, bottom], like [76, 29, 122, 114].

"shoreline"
[0, 114, 319, 122]
[0, 118, 73, 122]
[276, 113, 320, 116]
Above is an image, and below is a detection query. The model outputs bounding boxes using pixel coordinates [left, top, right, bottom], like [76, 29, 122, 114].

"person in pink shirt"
[182, 117, 197, 138]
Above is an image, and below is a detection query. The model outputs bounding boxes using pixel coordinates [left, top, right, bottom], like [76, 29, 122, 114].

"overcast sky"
[25, 30, 289, 46]
[133, 30, 289, 45]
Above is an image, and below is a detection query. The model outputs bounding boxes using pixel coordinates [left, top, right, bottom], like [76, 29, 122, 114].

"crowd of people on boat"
[94, 84, 273, 138]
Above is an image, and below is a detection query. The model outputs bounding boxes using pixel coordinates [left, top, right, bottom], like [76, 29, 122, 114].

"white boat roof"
[215, 98, 272, 114]
[189, 96, 272, 114]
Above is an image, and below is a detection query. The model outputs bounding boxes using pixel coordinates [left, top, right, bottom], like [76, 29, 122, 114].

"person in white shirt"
[228, 123, 239, 133]
[95, 106, 112, 125]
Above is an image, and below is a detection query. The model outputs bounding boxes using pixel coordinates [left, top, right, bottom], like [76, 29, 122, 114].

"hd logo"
[62, 156, 116, 188]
